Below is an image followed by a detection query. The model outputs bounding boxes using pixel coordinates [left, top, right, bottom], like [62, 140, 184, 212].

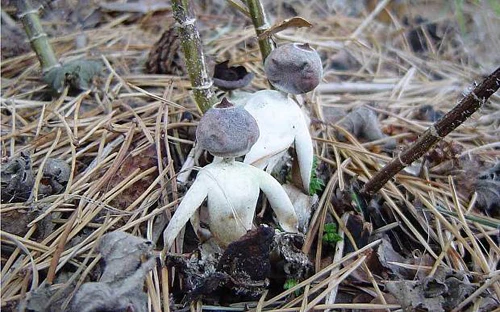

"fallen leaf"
[376, 237, 409, 279]
[43, 59, 102, 93]
[1, 153, 34, 203]
[385, 267, 476, 312]
[335, 106, 396, 149]
[386, 280, 446, 312]
[70, 231, 157, 312]
[258, 17, 313, 40]
[107, 144, 159, 210]
[473, 162, 500, 216]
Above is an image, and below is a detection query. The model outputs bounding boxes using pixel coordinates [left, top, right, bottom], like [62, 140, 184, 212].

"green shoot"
[309, 156, 325, 195]
[322, 223, 343, 244]
[283, 279, 302, 296]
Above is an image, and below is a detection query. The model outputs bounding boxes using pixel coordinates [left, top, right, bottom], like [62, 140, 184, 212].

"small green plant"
[309, 156, 325, 195]
[322, 223, 342, 245]
[16, 0, 102, 93]
[283, 278, 302, 296]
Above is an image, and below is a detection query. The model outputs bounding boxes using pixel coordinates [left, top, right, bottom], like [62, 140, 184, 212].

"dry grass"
[1, 0, 499, 311]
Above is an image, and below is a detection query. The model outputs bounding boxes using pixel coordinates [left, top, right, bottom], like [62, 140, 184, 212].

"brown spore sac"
[264, 43, 323, 94]
[196, 98, 260, 157]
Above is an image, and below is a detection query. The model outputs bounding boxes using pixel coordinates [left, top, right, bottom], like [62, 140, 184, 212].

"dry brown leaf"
[1, 153, 34, 203]
[257, 17, 313, 40]
[473, 162, 500, 216]
[69, 231, 157, 312]
[107, 144, 159, 209]
[386, 267, 476, 312]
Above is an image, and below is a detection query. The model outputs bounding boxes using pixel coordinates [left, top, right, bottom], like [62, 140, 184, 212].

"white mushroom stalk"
[243, 42, 323, 193]
[244, 90, 314, 192]
[163, 99, 298, 251]
[177, 43, 323, 193]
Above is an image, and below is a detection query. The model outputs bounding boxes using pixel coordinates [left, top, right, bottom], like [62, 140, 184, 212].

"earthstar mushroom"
[212, 61, 254, 91]
[243, 90, 314, 193]
[163, 98, 298, 250]
[264, 43, 323, 94]
[241, 43, 322, 193]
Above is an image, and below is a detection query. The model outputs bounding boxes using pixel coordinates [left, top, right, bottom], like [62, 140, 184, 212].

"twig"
[226, 0, 250, 17]
[46, 210, 77, 285]
[361, 67, 500, 197]
[15, 0, 60, 73]
[171, 0, 216, 113]
[245, 0, 274, 63]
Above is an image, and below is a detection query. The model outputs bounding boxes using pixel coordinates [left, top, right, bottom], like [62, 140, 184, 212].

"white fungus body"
[163, 159, 298, 249]
[244, 90, 314, 193]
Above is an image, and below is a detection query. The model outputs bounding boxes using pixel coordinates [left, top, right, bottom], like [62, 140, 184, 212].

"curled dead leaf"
[385, 267, 476, 312]
[1, 153, 34, 203]
[70, 231, 156, 312]
[258, 17, 313, 40]
[331, 106, 396, 149]
[107, 144, 159, 210]
[43, 59, 102, 93]
[473, 162, 500, 216]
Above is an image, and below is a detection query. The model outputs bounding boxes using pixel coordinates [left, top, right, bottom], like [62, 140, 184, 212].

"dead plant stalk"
[246, 0, 274, 63]
[15, 0, 60, 73]
[362, 67, 500, 197]
[171, 0, 216, 113]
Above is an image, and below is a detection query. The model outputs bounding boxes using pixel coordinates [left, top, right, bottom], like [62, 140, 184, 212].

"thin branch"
[171, 0, 217, 113]
[246, 0, 274, 63]
[361, 67, 500, 197]
[226, 0, 250, 17]
[15, 0, 60, 73]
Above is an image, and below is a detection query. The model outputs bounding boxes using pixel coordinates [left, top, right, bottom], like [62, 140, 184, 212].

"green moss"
[283, 278, 302, 296]
[309, 156, 325, 195]
[322, 223, 343, 244]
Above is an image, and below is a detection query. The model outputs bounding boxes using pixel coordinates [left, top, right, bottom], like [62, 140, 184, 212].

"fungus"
[179, 44, 321, 193]
[264, 43, 323, 94]
[213, 61, 254, 91]
[1, 152, 34, 203]
[163, 98, 298, 250]
[196, 97, 259, 157]
[243, 90, 314, 193]
[239, 43, 322, 194]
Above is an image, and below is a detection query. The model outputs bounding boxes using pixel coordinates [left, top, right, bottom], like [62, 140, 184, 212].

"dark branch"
[361, 67, 500, 197]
